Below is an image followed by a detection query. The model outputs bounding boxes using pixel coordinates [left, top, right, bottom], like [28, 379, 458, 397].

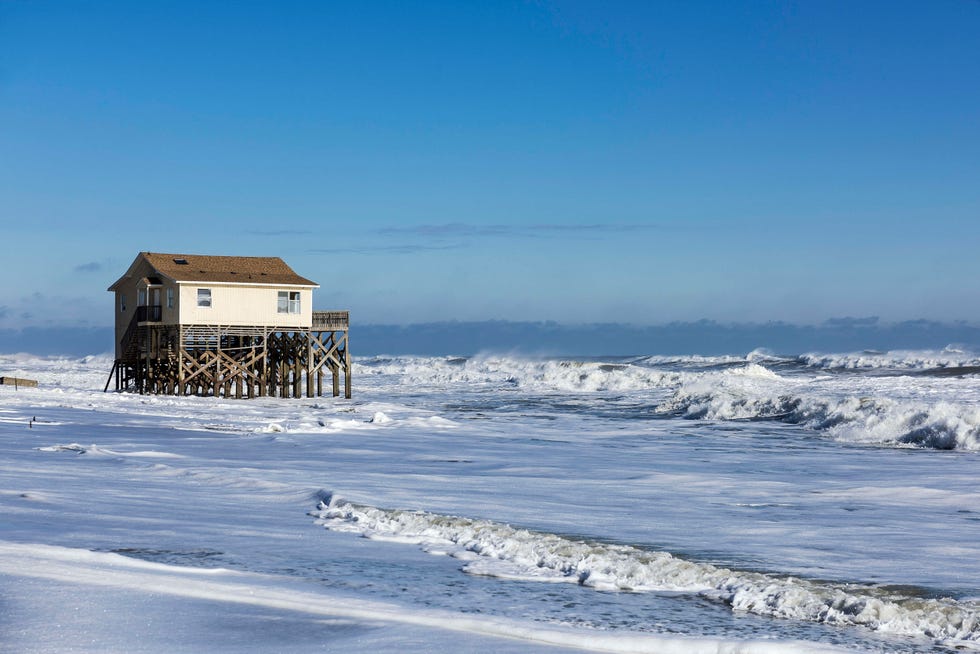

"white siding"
[177, 284, 313, 327]
[112, 259, 157, 357]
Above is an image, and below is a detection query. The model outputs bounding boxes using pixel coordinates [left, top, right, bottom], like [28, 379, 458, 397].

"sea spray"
[656, 365, 980, 450]
[798, 348, 980, 371]
[356, 355, 681, 392]
[357, 354, 980, 450]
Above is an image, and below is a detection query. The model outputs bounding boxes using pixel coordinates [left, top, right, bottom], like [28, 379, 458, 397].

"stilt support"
[105, 315, 351, 400]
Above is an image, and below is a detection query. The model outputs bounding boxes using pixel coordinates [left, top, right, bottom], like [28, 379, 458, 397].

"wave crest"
[658, 377, 980, 450]
[357, 355, 680, 392]
[312, 497, 980, 644]
[799, 347, 980, 371]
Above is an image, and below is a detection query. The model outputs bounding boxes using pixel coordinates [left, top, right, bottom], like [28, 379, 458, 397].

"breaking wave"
[356, 355, 680, 393]
[798, 347, 980, 372]
[313, 496, 980, 645]
[357, 354, 980, 451]
[662, 391, 980, 450]
[0, 353, 115, 391]
[656, 364, 980, 450]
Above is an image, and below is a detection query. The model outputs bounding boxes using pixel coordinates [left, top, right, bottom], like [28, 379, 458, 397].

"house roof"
[108, 252, 318, 290]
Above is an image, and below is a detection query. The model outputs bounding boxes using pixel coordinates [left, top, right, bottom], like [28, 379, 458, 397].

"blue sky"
[1, 1, 978, 329]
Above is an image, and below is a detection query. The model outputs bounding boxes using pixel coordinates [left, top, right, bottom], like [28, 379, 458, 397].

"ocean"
[1, 348, 979, 653]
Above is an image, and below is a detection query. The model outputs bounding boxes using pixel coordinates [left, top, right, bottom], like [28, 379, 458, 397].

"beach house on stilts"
[106, 252, 350, 398]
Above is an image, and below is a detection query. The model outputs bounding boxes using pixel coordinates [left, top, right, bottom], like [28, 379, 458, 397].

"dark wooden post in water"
[107, 311, 350, 399]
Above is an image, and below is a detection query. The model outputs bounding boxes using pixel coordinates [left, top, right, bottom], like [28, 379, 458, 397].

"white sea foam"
[358, 354, 980, 450]
[635, 349, 791, 368]
[370, 411, 393, 424]
[633, 354, 750, 367]
[799, 347, 980, 371]
[5, 350, 980, 651]
[313, 496, 980, 645]
[358, 355, 680, 393]
[35, 443, 184, 458]
[0, 541, 848, 654]
[655, 363, 980, 450]
[665, 387, 980, 450]
[0, 352, 114, 390]
[634, 347, 980, 372]
[7, 352, 980, 451]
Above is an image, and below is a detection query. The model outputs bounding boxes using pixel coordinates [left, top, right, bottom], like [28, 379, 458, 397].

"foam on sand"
[313, 495, 980, 647]
[0, 541, 845, 654]
[36, 443, 184, 458]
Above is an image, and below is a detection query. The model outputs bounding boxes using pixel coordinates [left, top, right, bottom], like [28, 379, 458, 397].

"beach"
[2, 350, 979, 652]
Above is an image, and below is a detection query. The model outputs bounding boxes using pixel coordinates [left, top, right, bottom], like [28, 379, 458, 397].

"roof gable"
[109, 252, 318, 290]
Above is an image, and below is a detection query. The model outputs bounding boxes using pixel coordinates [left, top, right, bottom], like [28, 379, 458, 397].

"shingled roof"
[109, 252, 318, 289]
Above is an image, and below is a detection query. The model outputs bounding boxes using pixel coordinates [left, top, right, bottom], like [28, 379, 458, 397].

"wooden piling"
[107, 313, 349, 400]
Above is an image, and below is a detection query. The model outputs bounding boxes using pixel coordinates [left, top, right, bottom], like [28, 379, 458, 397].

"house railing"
[312, 310, 349, 331]
[118, 311, 143, 362]
[137, 305, 163, 322]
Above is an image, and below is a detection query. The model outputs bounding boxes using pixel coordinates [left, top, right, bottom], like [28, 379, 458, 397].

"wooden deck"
[313, 310, 349, 331]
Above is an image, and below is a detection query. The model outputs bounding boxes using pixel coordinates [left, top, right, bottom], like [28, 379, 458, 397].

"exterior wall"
[113, 285, 133, 358]
[112, 258, 157, 358]
[177, 283, 314, 328]
[160, 283, 179, 324]
[111, 253, 318, 358]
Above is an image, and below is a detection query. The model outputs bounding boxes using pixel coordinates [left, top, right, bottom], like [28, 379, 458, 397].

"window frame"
[277, 290, 301, 314]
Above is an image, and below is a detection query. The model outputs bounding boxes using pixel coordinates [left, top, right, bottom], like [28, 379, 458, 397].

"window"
[138, 289, 146, 306]
[120, 294, 127, 312]
[277, 291, 300, 314]
[197, 288, 212, 307]
[166, 287, 174, 309]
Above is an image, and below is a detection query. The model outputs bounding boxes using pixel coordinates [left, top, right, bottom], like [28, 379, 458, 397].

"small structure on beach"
[0, 377, 38, 389]
[106, 252, 350, 398]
